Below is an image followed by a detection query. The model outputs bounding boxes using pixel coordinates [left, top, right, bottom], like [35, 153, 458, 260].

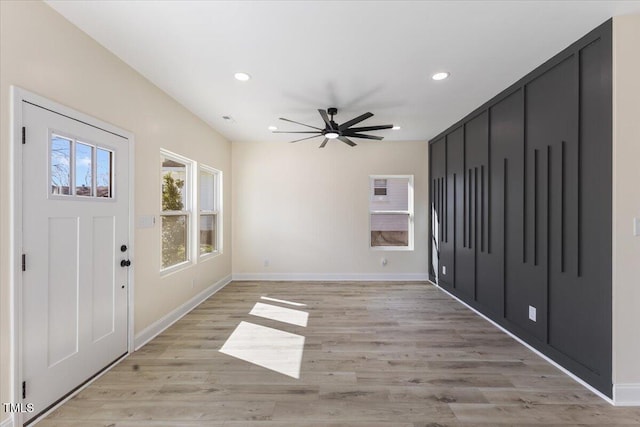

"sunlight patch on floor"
[260, 296, 307, 307]
[250, 302, 309, 327]
[219, 321, 305, 378]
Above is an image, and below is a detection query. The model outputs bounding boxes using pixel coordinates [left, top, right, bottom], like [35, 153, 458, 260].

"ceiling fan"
[274, 107, 394, 148]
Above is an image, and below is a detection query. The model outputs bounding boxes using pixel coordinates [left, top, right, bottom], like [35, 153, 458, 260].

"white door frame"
[9, 86, 136, 426]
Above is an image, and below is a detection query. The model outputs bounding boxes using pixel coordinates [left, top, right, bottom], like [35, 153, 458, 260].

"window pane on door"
[75, 142, 93, 196]
[200, 214, 217, 255]
[96, 148, 112, 198]
[51, 135, 71, 195]
[370, 213, 409, 247]
[161, 215, 187, 268]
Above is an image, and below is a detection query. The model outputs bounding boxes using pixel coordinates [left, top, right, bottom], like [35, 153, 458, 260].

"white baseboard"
[232, 273, 429, 282]
[0, 416, 13, 427]
[134, 274, 232, 350]
[429, 280, 616, 406]
[613, 384, 640, 406]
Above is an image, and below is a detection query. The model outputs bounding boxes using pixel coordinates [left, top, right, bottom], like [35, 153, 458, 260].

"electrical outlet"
[634, 217, 640, 237]
[381, 258, 387, 266]
[264, 259, 270, 267]
[442, 265, 446, 275]
[529, 305, 537, 322]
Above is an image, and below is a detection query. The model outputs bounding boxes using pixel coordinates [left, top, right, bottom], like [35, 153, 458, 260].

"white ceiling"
[46, 1, 640, 144]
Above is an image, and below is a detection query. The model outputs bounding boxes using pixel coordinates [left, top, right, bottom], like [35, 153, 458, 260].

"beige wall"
[232, 140, 428, 278]
[612, 14, 640, 389]
[0, 1, 232, 419]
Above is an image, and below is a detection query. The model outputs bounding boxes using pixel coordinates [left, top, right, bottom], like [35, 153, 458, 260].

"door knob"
[120, 259, 131, 267]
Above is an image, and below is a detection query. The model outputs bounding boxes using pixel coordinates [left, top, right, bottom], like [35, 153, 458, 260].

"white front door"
[21, 101, 130, 422]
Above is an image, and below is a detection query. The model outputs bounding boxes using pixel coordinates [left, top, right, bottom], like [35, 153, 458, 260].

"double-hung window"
[161, 151, 192, 270]
[199, 165, 221, 256]
[369, 175, 414, 250]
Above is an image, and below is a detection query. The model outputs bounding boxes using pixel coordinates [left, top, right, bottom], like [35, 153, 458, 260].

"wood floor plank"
[36, 281, 640, 426]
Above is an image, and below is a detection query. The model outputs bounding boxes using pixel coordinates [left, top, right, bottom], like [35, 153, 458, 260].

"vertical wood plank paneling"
[467, 168, 476, 249]
[481, 165, 485, 253]
[487, 109, 492, 254]
[523, 85, 528, 264]
[561, 140, 566, 273]
[546, 145, 552, 342]
[428, 20, 612, 397]
[534, 148, 539, 266]
[463, 125, 467, 249]
[445, 138, 448, 243]
[441, 177, 445, 243]
[465, 112, 495, 312]
[429, 138, 446, 282]
[468, 170, 472, 249]
[463, 169, 467, 248]
[548, 31, 612, 390]
[474, 166, 479, 300]
[503, 157, 508, 317]
[446, 127, 464, 293]
[453, 172, 457, 286]
[577, 50, 583, 278]
[492, 90, 524, 322]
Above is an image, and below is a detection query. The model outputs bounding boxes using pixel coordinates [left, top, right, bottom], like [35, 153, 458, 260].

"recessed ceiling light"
[268, 125, 278, 131]
[234, 72, 251, 82]
[392, 125, 401, 130]
[432, 72, 450, 81]
[325, 132, 339, 139]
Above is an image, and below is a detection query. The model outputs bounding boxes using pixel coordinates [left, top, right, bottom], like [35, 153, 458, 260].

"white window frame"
[48, 130, 116, 201]
[198, 164, 223, 259]
[369, 174, 414, 251]
[160, 149, 194, 273]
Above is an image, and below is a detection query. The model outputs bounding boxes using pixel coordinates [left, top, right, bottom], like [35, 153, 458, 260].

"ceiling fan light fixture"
[325, 132, 340, 139]
[268, 125, 278, 131]
[234, 72, 251, 81]
[392, 125, 401, 130]
[276, 108, 393, 146]
[432, 72, 450, 81]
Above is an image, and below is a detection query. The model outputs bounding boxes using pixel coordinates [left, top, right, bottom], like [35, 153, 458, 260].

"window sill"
[370, 246, 414, 252]
[160, 260, 193, 277]
[199, 250, 222, 262]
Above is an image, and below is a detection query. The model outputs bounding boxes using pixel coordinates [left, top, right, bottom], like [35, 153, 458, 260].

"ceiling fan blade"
[345, 124, 394, 132]
[338, 136, 357, 147]
[289, 134, 322, 143]
[338, 112, 373, 131]
[343, 133, 384, 140]
[272, 131, 321, 134]
[279, 117, 323, 131]
[318, 109, 334, 129]
[319, 138, 329, 148]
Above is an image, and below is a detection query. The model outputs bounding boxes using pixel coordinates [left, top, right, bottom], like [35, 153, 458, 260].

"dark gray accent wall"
[428, 20, 612, 396]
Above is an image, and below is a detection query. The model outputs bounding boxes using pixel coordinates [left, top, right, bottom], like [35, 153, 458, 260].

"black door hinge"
[22, 254, 26, 272]
[22, 381, 26, 399]
[22, 126, 26, 144]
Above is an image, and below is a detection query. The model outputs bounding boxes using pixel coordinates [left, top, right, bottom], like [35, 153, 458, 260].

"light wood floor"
[38, 281, 640, 426]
